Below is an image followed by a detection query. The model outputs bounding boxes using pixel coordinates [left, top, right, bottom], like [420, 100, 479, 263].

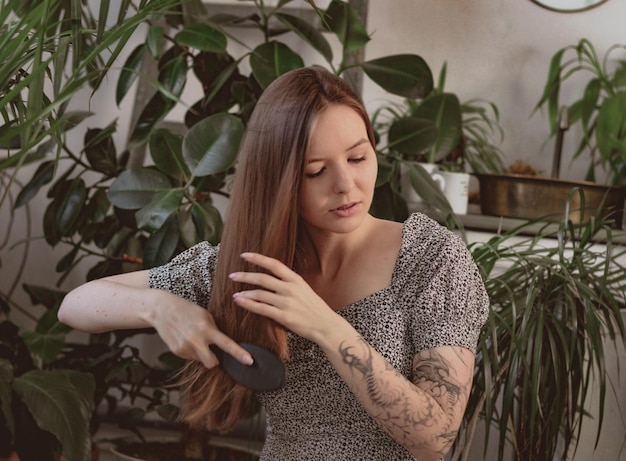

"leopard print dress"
[149, 212, 490, 461]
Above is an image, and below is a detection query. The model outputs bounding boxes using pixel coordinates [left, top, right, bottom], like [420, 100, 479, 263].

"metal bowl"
[474, 173, 626, 229]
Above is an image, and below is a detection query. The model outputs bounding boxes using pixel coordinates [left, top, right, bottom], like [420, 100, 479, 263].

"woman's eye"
[349, 156, 366, 163]
[305, 167, 325, 178]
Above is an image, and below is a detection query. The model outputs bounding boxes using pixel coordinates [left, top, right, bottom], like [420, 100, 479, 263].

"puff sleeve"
[397, 214, 489, 354]
[148, 242, 219, 307]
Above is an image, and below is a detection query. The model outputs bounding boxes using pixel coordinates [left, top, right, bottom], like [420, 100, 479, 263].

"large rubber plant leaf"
[174, 22, 227, 53]
[13, 369, 95, 461]
[116, 43, 146, 105]
[275, 12, 333, 62]
[191, 201, 223, 245]
[323, 0, 369, 52]
[388, 117, 438, 158]
[84, 122, 118, 175]
[159, 54, 188, 99]
[128, 91, 176, 148]
[54, 178, 87, 237]
[412, 92, 462, 163]
[108, 168, 172, 210]
[182, 113, 244, 178]
[143, 214, 180, 268]
[149, 128, 189, 179]
[14, 160, 55, 208]
[249, 41, 305, 89]
[135, 188, 184, 231]
[361, 54, 434, 99]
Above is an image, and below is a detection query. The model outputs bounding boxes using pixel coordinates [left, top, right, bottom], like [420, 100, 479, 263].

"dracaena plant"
[451, 190, 626, 461]
[535, 38, 626, 186]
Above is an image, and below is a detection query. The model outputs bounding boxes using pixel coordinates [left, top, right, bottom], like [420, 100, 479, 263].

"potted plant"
[2, 0, 437, 459]
[0, 1, 183, 460]
[450, 193, 626, 461]
[535, 38, 626, 186]
[475, 38, 626, 228]
[371, 63, 506, 222]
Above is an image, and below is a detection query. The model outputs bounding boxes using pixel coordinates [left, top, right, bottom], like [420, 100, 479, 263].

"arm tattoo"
[338, 338, 470, 455]
[338, 338, 439, 451]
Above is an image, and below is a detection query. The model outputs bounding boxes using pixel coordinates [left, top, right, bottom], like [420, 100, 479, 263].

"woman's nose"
[333, 166, 355, 193]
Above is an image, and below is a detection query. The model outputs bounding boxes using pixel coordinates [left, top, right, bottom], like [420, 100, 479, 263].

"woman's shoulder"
[148, 242, 220, 304]
[397, 212, 470, 268]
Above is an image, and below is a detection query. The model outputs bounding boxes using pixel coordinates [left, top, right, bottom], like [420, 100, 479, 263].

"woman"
[58, 67, 489, 461]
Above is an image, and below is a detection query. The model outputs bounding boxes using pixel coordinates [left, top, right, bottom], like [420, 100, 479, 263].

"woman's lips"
[331, 202, 359, 217]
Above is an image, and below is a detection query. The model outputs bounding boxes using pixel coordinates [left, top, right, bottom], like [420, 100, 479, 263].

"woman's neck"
[297, 215, 375, 278]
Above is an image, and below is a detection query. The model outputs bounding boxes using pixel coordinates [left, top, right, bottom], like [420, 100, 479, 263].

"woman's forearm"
[317, 322, 469, 461]
[58, 277, 161, 333]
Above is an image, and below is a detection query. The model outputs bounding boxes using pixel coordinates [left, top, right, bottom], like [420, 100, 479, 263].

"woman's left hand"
[229, 252, 342, 343]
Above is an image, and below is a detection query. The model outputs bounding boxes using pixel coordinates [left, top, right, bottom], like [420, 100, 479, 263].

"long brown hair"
[178, 66, 376, 432]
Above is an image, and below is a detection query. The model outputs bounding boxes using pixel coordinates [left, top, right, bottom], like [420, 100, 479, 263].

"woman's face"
[299, 104, 377, 235]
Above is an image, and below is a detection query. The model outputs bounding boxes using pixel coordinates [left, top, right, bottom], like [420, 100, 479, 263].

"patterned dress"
[149, 212, 490, 461]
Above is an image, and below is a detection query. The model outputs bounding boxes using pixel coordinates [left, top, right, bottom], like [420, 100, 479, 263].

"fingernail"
[229, 272, 238, 280]
[243, 355, 254, 366]
[240, 252, 252, 259]
[232, 292, 240, 298]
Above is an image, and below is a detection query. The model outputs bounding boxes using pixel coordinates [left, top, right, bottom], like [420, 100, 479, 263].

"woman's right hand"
[58, 270, 254, 369]
[147, 296, 254, 369]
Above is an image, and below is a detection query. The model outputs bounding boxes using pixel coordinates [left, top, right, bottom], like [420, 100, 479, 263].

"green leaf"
[388, 117, 438, 157]
[275, 12, 333, 62]
[324, 0, 370, 52]
[596, 92, 626, 167]
[149, 128, 188, 179]
[361, 54, 434, 99]
[84, 124, 118, 174]
[0, 359, 14, 439]
[55, 178, 87, 236]
[146, 25, 163, 59]
[158, 54, 188, 99]
[249, 41, 305, 89]
[135, 188, 184, 231]
[143, 214, 180, 268]
[108, 168, 172, 210]
[116, 43, 146, 105]
[13, 370, 95, 461]
[15, 160, 55, 208]
[581, 78, 601, 131]
[534, 47, 567, 135]
[56, 245, 80, 273]
[128, 91, 176, 147]
[174, 23, 227, 52]
[191, 201, 223, 245]
[182, 113, 244, 178]
[407, 162, 452, 213]
[20, 329, 65, 365]
[412, 93, 462, 163]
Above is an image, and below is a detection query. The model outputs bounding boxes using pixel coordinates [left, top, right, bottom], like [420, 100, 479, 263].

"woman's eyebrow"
[306, 138, 370, 164]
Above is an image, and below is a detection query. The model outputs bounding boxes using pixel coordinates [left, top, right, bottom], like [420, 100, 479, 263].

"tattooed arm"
[322, 331, 474, 461]
[229, 252, 476, 460]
